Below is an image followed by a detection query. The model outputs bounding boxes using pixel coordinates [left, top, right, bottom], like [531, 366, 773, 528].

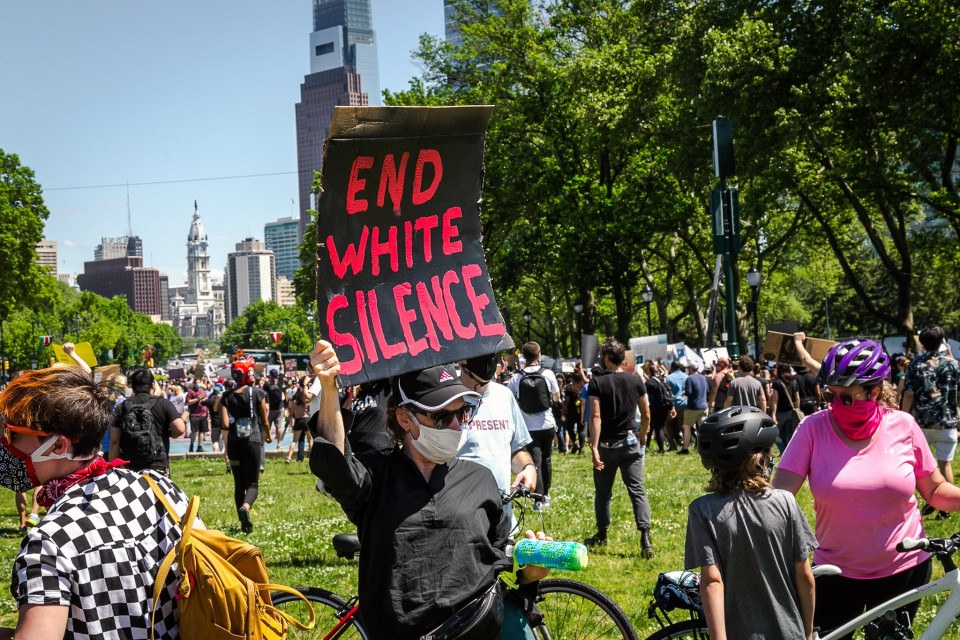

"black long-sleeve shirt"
[310, 439, 512, 640]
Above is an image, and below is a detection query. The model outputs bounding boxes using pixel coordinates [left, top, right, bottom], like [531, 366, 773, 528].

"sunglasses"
[412, 401, 479, 430]
[822, 388, 872, 406]
[2, 423, 56, 446]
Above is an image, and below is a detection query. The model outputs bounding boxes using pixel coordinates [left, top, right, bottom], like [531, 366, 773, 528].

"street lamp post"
[306, 310, 316, 346]
[573, 302, 584, 356]
[523, 309, 532, 344]
[641, 285, 654, 335]
[746, 267, 761, 360]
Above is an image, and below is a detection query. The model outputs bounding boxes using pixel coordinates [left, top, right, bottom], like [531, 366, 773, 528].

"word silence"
[316, 106, 512, 386]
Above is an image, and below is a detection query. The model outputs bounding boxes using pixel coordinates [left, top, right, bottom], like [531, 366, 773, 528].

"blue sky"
[0, 1, 444, 286]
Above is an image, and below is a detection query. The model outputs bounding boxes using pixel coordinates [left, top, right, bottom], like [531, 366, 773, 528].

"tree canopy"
[375, 0, 960, 356]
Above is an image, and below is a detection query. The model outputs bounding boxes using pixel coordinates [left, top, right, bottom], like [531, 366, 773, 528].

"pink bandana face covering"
[831, 398, 883, 440]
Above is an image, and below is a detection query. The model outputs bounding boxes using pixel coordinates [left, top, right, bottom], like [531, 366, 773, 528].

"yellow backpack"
[144, 475, 315, 640]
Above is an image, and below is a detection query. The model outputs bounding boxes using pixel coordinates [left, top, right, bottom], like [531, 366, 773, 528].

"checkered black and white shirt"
[11, 468, 191, 639]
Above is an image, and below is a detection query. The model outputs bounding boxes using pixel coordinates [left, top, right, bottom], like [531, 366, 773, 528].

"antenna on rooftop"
[126, 181, 133, 236]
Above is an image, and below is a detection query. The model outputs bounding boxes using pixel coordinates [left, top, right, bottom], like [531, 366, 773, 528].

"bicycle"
[641, 533, 960, 640]
[271, 485, 638, 639]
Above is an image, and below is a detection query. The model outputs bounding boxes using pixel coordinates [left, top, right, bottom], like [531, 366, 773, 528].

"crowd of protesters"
[1, 324, 958, 639]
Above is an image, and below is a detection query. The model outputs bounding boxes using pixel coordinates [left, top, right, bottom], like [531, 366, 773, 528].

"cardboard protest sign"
[166, 367, 186, 381]
[316, 106, 514, 386]
[629, 335, 669, 364]
[52, 342, 98, 368]
[700, 347, 729, 368]
[284, 358, 299, 374]
[762, 331, 836, 366]
[92, 364, 121, 384]
[265, 364, 282, 378]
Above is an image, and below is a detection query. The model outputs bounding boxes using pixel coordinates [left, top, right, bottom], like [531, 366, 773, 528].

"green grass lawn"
[0, 450, 959, 638]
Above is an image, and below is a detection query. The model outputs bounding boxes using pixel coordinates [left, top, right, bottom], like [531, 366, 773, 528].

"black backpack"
[265, 381, 284, 408]
[652, 377, 675, 412]
[118, 397, 165, 470]
[517, 367, 552, 414]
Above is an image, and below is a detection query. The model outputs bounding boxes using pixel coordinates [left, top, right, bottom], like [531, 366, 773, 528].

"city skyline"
[0, 1, 444, 287]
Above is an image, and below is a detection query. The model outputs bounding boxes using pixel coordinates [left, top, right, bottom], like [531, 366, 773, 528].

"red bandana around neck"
[37, 457, 128, 508]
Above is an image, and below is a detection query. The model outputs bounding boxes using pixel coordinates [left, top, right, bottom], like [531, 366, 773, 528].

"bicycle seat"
[333, 533, 361, 559]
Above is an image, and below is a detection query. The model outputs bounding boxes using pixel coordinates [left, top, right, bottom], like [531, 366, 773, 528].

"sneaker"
[285, 457, 292, 464]
[585, 532, 608, 548]
[260, 466, 265, 473]
[937, 510, 951, 520]
[678, 448, 690, 455]
[238, 507, 253, 533]
[543, 495, 551, 508]
[17, 526, 27, 536]
[641, 529, 655, 559]
[25, 513, 39, 527]
[922, 503, 936, 516]
[197, 447, 205, 453]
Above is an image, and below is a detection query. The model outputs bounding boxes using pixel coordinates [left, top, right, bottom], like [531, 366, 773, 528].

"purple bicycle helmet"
[816, 338, 890, 387]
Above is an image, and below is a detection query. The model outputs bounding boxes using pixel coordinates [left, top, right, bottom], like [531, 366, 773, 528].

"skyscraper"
[224, 238, 276, 325]
[264, 216, 301, 280]
[295, 0, 381, 237]
[94, 235, 143, 261]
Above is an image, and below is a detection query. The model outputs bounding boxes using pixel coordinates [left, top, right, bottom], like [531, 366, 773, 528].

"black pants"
[593, 442, 651, 530]
[647, 410, 668, 452]
[528, 429, 555, 497]
[566, 416, 585, 452]
[227, 436, 261, 510]
[814, 559, 932, 640]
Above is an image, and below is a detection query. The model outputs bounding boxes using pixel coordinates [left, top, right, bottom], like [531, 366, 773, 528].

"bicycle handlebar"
[897, 537, 928, 552]
[502, 485, 544, 505]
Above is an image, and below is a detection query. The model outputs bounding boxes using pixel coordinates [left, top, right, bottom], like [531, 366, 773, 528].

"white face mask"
[30, 435, 96, 464]
[405, 410, 466, 464]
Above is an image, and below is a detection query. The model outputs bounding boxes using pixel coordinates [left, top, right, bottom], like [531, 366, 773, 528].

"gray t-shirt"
[685, 488, 817, 640]
[727, 374, 765, 408]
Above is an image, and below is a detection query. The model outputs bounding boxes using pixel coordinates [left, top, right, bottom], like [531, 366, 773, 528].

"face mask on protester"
[405, 410, 467, 464]
[830, 396, 882, 440]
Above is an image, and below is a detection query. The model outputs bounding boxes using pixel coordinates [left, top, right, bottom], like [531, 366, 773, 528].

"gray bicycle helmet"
[698, 406, 778, 471]
[816, 338, 890, 387]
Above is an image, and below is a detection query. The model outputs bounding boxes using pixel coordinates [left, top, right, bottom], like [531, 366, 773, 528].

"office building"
[158, 274, 171, 322]
[295, 0, 381, 237]
[35, 240, 57, 274]
[94, 236, 142, 261]
[264, 216, 301, 280]
[224, 238, 276, 324]
[77, 256, 162, 318]
[275, 276, 297, 308]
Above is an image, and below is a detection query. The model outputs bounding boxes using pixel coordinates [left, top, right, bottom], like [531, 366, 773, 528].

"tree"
[219, 301, 313, 354]
[0, 150, 52, 322]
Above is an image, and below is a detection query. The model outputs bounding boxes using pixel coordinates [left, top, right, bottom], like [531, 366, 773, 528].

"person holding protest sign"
[310, 341, 549, 640]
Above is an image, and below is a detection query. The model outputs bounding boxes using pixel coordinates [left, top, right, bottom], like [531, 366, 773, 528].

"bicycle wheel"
[531, 578, 639, 640]
[643, 620, 709, 639]
[270, 587, 368, 640]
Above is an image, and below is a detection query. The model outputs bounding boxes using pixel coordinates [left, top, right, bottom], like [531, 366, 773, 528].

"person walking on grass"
[585, 338, 654, 558]
[687, 406, 817, 640]
[681, 361, 709, 454]
[507, 342, 561, 509]
[219, 358, 271, 533]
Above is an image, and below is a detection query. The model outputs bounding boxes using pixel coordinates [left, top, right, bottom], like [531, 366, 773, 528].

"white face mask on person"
[405, 410, 467, 464]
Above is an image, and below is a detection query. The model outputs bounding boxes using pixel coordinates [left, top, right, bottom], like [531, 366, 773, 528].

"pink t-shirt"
[778, 408, 936, 579]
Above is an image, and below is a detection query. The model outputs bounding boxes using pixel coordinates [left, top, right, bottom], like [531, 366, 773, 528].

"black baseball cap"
[393, 365, 480, 412]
